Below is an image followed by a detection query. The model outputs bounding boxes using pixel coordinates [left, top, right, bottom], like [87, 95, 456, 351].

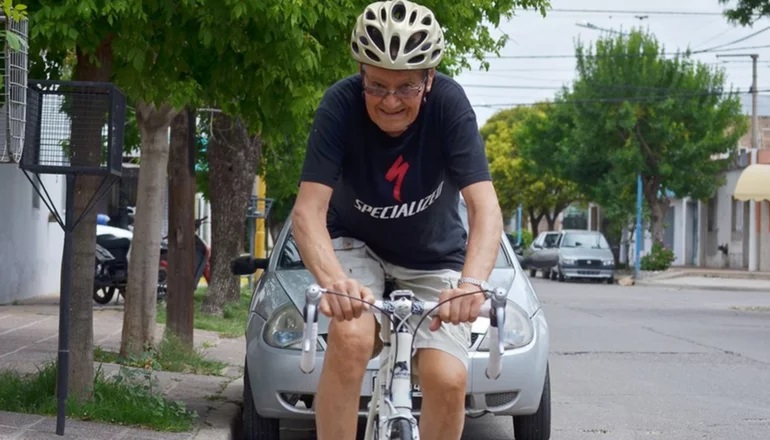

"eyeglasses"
[363, 77, 427, 100]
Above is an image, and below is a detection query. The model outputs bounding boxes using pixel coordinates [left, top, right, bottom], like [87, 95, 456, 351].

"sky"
[452, 0, 770, 127]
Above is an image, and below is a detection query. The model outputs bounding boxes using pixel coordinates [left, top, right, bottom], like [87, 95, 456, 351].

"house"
[664, 95, 770, 272]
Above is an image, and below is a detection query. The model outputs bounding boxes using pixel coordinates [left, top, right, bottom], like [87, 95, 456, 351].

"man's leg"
[415, 348, 468, 440]
[315, 237, 384, 440]
[316, 316, 377, 439]
[385, 265, 470, 440]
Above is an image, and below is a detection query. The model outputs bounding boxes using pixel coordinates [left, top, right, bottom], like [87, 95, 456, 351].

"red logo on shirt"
[385, 155, 410, 202]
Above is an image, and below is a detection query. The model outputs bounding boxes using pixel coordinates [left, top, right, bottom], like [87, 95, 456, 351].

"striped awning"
[733, 164, 770, 202]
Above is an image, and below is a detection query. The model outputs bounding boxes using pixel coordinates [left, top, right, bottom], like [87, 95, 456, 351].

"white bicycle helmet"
[350, 0, 445, 70]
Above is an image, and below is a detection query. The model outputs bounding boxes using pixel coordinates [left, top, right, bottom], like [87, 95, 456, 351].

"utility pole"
[716, 53, 759, 271]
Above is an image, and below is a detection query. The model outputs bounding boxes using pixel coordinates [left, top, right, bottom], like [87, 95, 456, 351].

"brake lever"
[300, 284, 324, 374]
[485, 287, 507, 380]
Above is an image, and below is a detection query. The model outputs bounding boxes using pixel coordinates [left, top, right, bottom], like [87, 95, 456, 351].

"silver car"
[237, 202, 551, 440]
[552, 230, 615, 283]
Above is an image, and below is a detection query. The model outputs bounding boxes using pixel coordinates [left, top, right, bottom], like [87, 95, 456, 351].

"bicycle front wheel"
[390, 419, 413, 440]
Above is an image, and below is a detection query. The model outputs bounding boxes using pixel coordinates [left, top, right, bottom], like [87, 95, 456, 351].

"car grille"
[576, 259, 603, 268]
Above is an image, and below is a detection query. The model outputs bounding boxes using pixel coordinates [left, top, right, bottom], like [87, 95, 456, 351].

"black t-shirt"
[300, 72, 491, 271]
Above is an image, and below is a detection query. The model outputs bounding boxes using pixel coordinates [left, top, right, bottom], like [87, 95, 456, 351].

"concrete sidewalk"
[0, 303, 244, 439]
[634, 267, 770, 292]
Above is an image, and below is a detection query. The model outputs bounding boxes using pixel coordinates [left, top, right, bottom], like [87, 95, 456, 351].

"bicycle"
[299, 283, 509, 440]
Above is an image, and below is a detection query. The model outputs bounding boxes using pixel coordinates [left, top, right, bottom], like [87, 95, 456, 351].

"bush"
[640, 242, 675, 271]
[506, 229, 533, 249]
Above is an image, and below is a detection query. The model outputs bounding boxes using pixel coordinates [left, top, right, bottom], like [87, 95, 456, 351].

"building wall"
[0, 165, 65, 304]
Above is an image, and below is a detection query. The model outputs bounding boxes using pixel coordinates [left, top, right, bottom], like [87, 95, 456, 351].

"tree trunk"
[67, 39, 113, 403]
[165, 108, 197, 348]
[544, 211, 557, 231]
[648, 198, 669, 246]
[528, 208, 544, 238]
[120, 102, 180, 358]
[202, 113, 261, 315]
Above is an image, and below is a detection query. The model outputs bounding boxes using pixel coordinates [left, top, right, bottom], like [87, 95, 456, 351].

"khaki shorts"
[331, 237, 471, 368]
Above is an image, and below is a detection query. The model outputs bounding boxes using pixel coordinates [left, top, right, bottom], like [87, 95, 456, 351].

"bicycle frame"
[300, 284, 508, 440]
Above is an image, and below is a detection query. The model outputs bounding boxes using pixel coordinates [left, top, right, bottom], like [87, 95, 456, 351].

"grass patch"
[0, 363, 196, 431]
[156, 287, 250, 338]
[94, 333, 227, 376]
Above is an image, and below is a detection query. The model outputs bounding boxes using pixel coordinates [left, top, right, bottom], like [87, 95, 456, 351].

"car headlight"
[264, 303, 306, 350]
[477, 301, 535, 351]
[603, 260, 614, 266]
[561, 258, 575, 265]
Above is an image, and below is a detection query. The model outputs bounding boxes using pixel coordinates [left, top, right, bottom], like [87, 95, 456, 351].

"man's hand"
[430, 283, 486, 331]
[319, 278, 375, 321]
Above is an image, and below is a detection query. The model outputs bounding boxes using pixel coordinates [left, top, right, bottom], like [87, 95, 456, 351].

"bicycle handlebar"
[299, 284, 508, 380]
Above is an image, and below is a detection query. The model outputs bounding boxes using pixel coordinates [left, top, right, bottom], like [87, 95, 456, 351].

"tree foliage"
[481, 105, 580, 234]
[719, 0, 769, 25]
[562, 29, 747, 242]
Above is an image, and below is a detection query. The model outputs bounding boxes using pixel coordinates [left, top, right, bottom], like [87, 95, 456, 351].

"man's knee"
[326, 316, 377, 370]
[416, 349, 467, 400]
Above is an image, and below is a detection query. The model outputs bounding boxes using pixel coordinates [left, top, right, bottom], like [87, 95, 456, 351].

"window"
[559, 232, 610, 249]
[707, 198, 717, 232]
[732, 198, 744, 232]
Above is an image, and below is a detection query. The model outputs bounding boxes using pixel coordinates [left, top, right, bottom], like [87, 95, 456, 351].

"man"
[291, 1, 503, 438]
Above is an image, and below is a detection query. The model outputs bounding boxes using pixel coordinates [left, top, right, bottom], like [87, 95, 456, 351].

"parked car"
[551, 229, 615, 283]
[233, 200, 551, 440]
[525, 231, 562, 279]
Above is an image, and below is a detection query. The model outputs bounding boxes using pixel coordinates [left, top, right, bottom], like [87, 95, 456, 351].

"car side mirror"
[230, 255, 269, 275]
[532, 244, 542, 249]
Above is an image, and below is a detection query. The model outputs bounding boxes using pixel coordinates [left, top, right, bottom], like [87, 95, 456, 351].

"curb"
[634, 280, 770, 292]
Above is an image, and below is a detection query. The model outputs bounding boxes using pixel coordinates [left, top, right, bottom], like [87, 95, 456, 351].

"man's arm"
[459, 181, 503, 285]
[291, 182, 347, 287]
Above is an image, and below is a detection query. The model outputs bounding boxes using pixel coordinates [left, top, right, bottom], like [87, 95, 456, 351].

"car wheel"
[243, 362, 280, 440]
[606, 276, 615, 285]
[542, 269, 551, 279]
[557, 267, 566, 282]
[513, 363, 551, 440]
[529, 268, 537, 277]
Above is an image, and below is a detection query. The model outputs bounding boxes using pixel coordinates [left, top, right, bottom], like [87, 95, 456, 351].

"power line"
[692, 26, 770, 53]
[542, 8, 728, 16]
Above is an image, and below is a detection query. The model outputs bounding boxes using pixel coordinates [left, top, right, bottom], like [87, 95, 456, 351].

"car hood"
[559, 247, 614, 260]
[273, 267, 541, 335]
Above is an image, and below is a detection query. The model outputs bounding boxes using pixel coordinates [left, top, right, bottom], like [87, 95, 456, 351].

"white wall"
[0, 165, 65, 304]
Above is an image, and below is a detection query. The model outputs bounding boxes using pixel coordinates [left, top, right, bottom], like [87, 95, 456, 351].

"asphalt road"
[280, 278, 770, 439]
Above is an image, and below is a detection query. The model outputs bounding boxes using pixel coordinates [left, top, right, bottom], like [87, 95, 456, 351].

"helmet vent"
[408, 54, 425, 65]
[405, 31, 427, 53]
[391, 2, 407, 21]
[365, 49, 381, 63]
[389, 35, 401, 60]
[366, 25, 385, 52]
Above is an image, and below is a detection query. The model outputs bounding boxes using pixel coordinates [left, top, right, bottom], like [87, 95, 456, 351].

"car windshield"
[277, 201, 513, 269]
[560, 232, 610, 249]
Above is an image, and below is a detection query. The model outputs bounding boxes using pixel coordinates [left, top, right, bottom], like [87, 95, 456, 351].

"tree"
[719, 0, 770, 25]
[481, 105, 580, 236]
[564, 29, 748, 244]
[166, 108, 197, 347]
